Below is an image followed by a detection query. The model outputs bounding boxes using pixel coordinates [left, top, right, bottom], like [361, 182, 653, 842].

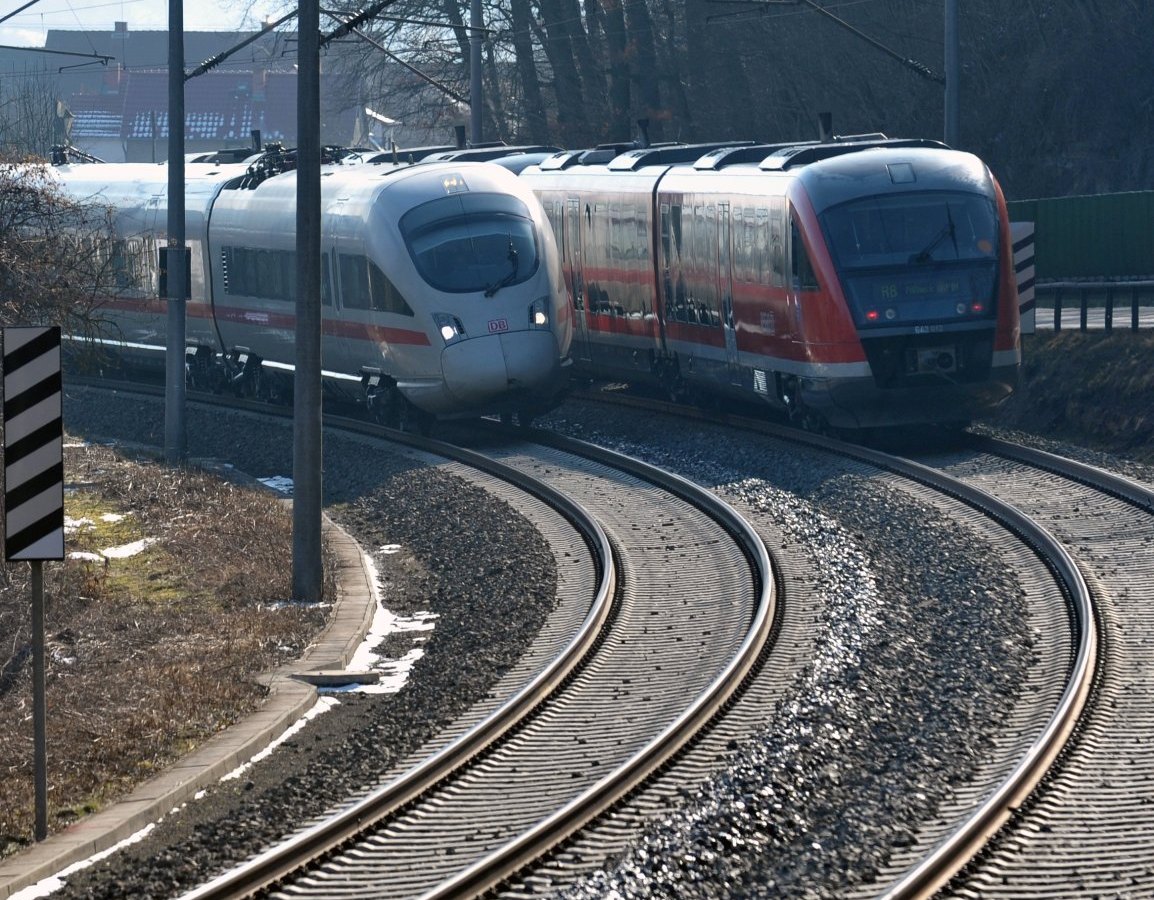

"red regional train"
[520, 135, 1021, 431]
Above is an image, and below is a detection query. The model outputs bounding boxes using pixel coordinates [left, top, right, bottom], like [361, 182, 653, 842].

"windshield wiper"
[911, 206, 958, 264]
[484, 238, 519, 297]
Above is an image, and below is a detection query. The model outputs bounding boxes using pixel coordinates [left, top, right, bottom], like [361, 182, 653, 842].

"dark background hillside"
[326, 0, 1150, 202]
[0, 1, 1144, 202]
[670, 0, 1150, 200]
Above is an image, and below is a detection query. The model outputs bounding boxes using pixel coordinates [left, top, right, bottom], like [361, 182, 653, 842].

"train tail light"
[434, 313, 466, 345]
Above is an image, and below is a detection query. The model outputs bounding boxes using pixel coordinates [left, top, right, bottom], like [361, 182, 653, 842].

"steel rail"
[820, 438, 1097, 899]
[965, 432, 1154, 513]
[62, 380, 619, 900]
[405, 424, 777, 898]
[181, 420, 616, 899]
[570, 389, 1098, 898]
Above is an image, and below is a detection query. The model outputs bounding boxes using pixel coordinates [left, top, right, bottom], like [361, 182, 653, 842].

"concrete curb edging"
[0, 516, 376, 899]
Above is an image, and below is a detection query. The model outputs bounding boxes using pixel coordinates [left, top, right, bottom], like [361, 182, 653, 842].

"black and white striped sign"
[3, 327, 64, 561]
[1011, 221, 1036, 335]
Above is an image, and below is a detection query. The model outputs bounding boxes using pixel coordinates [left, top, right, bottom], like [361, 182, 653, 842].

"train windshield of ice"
[400, 191, 539, 297]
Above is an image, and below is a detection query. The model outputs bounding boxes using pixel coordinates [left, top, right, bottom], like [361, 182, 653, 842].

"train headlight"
[529, 297, 550, 329]
[433, 313, 466, 345]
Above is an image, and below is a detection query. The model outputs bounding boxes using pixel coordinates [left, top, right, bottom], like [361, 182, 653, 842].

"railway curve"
[10, 378, 1146, 898]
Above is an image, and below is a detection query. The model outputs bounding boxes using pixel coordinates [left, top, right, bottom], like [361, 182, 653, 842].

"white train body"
[51, 157, 573, 422]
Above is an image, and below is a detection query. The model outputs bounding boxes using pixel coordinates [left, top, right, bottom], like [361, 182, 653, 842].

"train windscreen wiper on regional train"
[484, 237, 520, 297]
[910, 205, 958, 264]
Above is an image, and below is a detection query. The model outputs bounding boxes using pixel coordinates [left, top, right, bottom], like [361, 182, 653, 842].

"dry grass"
[0, 439, 331, 858]
[993, 331, 1154, 464]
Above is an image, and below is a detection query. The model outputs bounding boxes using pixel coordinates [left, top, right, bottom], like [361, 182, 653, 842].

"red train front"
[522, 137, 1021, 431]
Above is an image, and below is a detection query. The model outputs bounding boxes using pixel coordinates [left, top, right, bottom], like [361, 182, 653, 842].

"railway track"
[181, 414, 775, 898]
[543, 390, 1154, 897]
[13, 378, 1152, 898]
[909, 435, 1154, 898]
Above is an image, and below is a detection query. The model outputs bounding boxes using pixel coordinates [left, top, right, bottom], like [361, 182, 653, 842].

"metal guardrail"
[1034, 280, 1154, 331]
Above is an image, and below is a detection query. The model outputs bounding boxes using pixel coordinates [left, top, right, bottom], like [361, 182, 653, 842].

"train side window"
[221, 246, 247, 295]
[187, 239, 205, 298]
[790, 219, 819, 291]
[110, 238, 146, 291]
[672, 208, 686, 322]
[635, 205, 649, 263]
[256, 249, 281, 299]
[768, 207, 784, 288]
[222, 245, 298, 301]
[339, 253, 372, 310]
[553, 202, 565, 249]
[660, 203, 671, 263]
[368, 260, 414, 316]
[567, 199, 584, 311]
[321, 253, 333, 306]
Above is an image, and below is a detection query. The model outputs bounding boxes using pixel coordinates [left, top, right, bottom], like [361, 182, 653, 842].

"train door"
[788, 211, 819, 342]
[566, 198, 593, 365]
[718, 202, 741, 386]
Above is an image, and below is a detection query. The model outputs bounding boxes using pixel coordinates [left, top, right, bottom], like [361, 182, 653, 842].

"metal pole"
[32, 560, 46, 841]
[469, 0, 482, 144]
[293, 0, 324, 602]
[944, 0, 959, 146]
[165, 0, 187, 463]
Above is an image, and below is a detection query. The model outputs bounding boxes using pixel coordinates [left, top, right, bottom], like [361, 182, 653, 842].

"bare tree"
[0, 70, 65, 158]
[0, 158, 122, 348]
[312, 0, 1153, 198]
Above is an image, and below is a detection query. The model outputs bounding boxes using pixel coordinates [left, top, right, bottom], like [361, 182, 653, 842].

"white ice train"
[50, 149, 574, 428]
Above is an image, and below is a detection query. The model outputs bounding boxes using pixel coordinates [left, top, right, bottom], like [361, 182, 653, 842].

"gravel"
[50, 385, 1043, 899]
[52, 385, 559, 899]
[534, 402, 1035, 899]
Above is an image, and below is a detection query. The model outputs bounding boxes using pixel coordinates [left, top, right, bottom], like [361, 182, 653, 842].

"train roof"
[420, 143, 563, 163]
[206, 158, 541, 216]
[537, 141, 756, 171]
[49, 160, 248, 215]
[528, 135, 953, 176]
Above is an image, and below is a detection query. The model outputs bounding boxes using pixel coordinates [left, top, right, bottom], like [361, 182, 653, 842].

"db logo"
[488, 319, 509, 333]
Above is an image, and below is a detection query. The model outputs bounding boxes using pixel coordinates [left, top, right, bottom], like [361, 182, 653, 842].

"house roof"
[4, 25, 358, 151]
[45, 27, 295, 75]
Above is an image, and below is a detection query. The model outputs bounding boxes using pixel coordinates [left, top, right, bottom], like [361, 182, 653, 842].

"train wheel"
[266, 377, 293, 407]
[387, 392, 433, 435]
[185, 348, 217, 393]
[399, 405, 434, 436]
[516, 400, 552, 427]
[656, 357, 690, 404]
[366, 384, 400, 428]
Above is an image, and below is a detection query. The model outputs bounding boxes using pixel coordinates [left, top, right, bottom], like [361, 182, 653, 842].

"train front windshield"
[401, 192, 540, 294]
[821, 191, 999, 328]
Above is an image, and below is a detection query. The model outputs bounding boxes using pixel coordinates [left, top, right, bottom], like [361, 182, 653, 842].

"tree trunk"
[510, 0, 550, 143]
[533, 0, 590, 144]
[600, 0, 632, 137]
[624, 0, 663, 140]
